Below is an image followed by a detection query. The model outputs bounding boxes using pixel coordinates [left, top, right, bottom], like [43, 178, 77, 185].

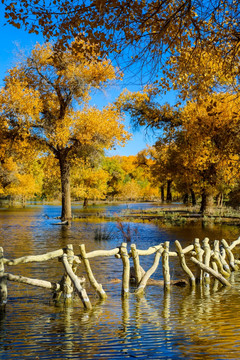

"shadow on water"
[0, 203, 240, 359]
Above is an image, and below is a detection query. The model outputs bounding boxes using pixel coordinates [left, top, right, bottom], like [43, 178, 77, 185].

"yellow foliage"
[174, 93, 240, 190]
[1, 40, 130, 152]
[72, 164, 110, 200]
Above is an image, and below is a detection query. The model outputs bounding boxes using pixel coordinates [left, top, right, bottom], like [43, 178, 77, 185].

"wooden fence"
[0, 236, 240, 311]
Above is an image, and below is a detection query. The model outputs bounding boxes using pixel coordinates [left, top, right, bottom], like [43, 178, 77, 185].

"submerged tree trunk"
[166, 180, 172, 202]
[58, 152, 72, 221]
[200, 189, 214, 215]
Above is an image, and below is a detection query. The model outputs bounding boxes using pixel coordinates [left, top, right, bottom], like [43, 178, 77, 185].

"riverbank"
[71, 203, 240, 226]
[117, 205, 240, 226]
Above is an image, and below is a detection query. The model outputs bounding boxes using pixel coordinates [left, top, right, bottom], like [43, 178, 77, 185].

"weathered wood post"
[162, 241, 170, 290]
[120, 243, 130, 298]
[190, 257, 231, 287]
[79, 244, 107, 300]
[0, 247, 7, 310]
[203, 238, 211, 285]
[212, 240, 230, 278]
[219, 244, 231, 274]
[62, 254, 92, 310]
[194, 238, 203, 283]
[211, 242, 220, 291]
[175, 240, 195, 287]
[135, 245, 164, 296]
[130, 244, 142, 285]
[62, 244, 74, 304]
[221, 239, 239, 271]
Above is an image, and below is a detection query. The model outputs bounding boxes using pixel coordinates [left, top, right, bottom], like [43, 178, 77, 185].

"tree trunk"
[190, 188, 196, 206]
[83, 197, 89, 208]
[183, 193, 189, 204]
[166, 180, 172, 202]
[58, 153, 72, 221]
[160, 185, 165, 203]
[217, 192, 224, 207]
[200, 189, 214, 215]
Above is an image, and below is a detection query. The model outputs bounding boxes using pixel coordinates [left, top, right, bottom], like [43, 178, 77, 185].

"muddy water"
[0, 203, 240, 359]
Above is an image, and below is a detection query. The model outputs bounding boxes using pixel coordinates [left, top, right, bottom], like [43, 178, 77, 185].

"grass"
[94, 224, 114, 241]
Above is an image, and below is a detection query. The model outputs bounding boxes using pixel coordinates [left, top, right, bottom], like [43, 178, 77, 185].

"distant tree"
[71, 159, 110, 207]
[102, 157, 125, 199]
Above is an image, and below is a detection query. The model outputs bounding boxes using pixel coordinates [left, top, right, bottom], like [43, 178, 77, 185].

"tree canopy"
[2, 0, 240, 79]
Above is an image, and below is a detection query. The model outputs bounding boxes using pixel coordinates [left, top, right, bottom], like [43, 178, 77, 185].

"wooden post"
[229, 236, 240, 251]
[219, 245, 231, 274]
[213, 240, 220, 266]
[190, 257, 231, 287]
[0, 247, 7, 310]
[194, 238, 203, 283]
[62, 254, 92, 310]
[162, 241, 170, 290]
[120, 243, 130, 298]
[79, 244, 107, 300]
[130, 244, 142, 285]
[62, 244, 74, 303]
[135, 246, 164, 296]
[175, 240, 195, 286]
[211, 241, 219, 291]
[221, 239, 239, 271]
[203, 238, 211, 285]
[212, 240, 230, 278]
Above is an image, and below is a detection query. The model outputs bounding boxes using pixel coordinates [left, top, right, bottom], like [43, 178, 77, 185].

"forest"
[0, 0, 240, 220]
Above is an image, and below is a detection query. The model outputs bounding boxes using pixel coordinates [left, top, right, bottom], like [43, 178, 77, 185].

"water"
[0, 203, 240, 359]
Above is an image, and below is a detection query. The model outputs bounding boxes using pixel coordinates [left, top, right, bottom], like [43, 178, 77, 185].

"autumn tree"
[0, 41, 129, 220]
[172, 93, 240, 213]
[0, 122, 43, 205]
[102, 156, 125, 199]
[3, 1, 240, 83]
[71, 158, 110, 207]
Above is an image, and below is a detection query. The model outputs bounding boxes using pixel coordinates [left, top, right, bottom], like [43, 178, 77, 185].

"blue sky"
[0, 6, 172, 157]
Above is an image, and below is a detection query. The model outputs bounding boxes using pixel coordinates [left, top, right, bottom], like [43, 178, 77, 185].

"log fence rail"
[0, 236, 240, 311]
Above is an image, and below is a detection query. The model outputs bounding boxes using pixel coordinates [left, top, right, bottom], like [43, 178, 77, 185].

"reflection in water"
[0, 204, 240, 359]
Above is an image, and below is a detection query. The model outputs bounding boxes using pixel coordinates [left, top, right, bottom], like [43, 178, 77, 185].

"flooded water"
[0, 203, 240, 359]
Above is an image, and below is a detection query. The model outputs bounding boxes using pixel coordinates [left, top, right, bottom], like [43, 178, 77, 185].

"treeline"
[1, 142, 239, 213]
[0, 152, 159, 206]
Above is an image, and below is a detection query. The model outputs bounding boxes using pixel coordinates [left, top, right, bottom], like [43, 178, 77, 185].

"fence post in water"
[0, 247, 7, 310]
[162, 241, 170, 290]
[221, 239, 239, 272]
[175, 240, 195, 287]
[79, 244, 107, 300]
[135, 246, 164, 296]
[62, 254, 92, 310]
[203, 238, 211, 285]
[61, 244, 75, 304]
[212, 240, 230, 278]
[190, 257, 231, 287]
[220, 245, 231, 274]
[121, 243, 130, 298]
[130, 244, 142, 285]
[194, 238, 203, 284]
